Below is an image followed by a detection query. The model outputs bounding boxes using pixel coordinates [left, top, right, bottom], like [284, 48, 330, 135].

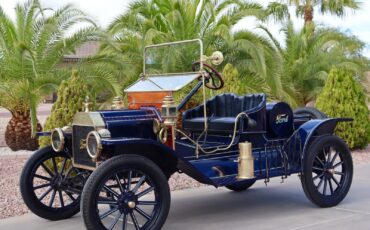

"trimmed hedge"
[39, 70, 91, 147]
[219, 63, 245, 95]
[316, 68, 370, 149]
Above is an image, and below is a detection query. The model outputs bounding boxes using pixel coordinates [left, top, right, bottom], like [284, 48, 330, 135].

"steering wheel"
[192, 61, 224, 90]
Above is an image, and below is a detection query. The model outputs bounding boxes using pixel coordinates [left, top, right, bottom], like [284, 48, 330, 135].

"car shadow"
[167, 179, 314, 222]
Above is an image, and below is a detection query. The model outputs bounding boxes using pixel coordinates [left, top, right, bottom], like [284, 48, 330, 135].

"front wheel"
[301, 135, 353, 207]
[20, 146, 86, 220]
[81, 154, 171, 230]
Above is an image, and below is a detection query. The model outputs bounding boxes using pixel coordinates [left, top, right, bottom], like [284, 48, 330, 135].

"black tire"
[20, 146, 82, 220]
[294, 107, 327, 119]
[226, 180, 256, 192]
[301, 135, 353, 207]
[81, 154, 171, 230]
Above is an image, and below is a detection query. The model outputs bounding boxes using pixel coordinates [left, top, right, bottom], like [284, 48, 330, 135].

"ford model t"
[20, 39, 353, 230]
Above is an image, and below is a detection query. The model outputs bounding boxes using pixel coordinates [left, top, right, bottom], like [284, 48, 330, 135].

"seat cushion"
[209, 117, 237, 132]
[182, 117, 206, 131]
[182, 117, 237, 132]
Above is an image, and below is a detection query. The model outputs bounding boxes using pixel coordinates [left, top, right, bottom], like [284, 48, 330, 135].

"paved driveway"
[1, 164, 370, 230]
[0, 104, 53, 118]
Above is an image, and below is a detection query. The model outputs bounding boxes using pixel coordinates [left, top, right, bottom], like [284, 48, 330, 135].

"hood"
[73, 107, 161, 139]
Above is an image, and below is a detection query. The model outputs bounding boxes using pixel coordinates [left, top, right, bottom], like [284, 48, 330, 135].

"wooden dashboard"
[127, 91, 171, 110]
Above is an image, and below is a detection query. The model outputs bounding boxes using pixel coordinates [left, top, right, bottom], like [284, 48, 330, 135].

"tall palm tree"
[0, 0, 99, 150]
[259, 21, 368, 106]
[101, 0, 291, 101]
[268, 0, 360, 24]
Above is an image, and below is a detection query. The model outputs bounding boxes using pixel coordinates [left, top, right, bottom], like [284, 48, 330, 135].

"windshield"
[124, 73, 199, 92]
[144, 39, 203, 76]
[124, 39, 204, 93]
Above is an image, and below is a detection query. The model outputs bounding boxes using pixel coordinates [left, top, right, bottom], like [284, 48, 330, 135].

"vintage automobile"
[20, 39, 353, 230]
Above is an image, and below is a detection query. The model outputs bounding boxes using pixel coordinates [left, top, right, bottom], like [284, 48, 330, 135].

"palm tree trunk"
[304, 5, 314, 24]
[5, 111, 42, 151]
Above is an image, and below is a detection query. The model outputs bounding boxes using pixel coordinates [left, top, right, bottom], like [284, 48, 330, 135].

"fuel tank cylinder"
[266, 102, 293, 138]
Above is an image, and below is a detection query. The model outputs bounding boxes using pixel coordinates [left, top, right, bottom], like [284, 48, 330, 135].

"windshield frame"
[143, 39, 204, 77]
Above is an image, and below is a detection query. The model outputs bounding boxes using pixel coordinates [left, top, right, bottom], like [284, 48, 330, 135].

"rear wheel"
[20, 146, 86, 220]
[81, 154, 170, 230]
[226, 180, 256, 192]
[301, 135, 353, 207]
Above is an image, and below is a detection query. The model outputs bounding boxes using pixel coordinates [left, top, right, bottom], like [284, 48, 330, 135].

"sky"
[0, 0, 369, 57]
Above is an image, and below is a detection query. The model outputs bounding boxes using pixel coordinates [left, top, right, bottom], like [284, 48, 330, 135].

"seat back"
[182, 93, 266, 133]
[184, 93, 266, 118]
[206, 93, 266, 117]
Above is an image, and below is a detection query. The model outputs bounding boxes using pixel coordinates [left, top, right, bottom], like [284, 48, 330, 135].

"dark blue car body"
[37, 92, 349, 188]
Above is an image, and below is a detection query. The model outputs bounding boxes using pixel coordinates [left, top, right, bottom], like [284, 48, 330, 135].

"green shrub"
[39, 70, 93, 147]
[219, 63, 245, 95]
[316, 68, 370, 149]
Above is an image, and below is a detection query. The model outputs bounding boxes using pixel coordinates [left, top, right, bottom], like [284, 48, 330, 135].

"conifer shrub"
[219, 63, 245, 95]
[39, 70, 92, 147]
[316, 68, 370, 149]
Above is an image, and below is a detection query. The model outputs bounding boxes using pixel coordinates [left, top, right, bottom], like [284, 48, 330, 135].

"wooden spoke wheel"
[20, 146, 85, 220]
[301, 135, 353, 207]
[82, 155, 170, 230]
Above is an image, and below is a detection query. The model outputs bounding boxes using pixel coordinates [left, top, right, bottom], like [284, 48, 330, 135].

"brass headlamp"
[161, 95, 177, 126]
[159, 95, 177, 148]
[51, 128, 65, 152]
[112, 96, 124, 110]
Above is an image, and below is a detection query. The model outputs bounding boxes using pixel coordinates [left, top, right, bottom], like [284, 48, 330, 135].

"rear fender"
[296, 118, 352, 161]
[101, 138, 215, 185]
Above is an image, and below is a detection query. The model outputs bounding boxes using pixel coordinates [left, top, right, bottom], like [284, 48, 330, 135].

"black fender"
[36, 131, 51, 137]
[295, 118, 352, 162]
[101, 138, 215, 185]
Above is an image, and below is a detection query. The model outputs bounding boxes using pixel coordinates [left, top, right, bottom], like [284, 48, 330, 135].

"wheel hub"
[51, 174, 63, 189]
[118, 192, 137, 213]
[327, 168, 335, 175]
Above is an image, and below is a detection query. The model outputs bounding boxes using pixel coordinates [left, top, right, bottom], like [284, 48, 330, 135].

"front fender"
[296, 118, 352, 160]
[36, 131, 51, 137]
[101, 137, 215, 185]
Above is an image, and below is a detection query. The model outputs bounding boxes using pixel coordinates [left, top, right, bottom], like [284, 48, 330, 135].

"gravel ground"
[0, 145, 369, 220]
[0, 155, 30, 219]
[0, 147, 204, 219]
[351, 144, 370, 165]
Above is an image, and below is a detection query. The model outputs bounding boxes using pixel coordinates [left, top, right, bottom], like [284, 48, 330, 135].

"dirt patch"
[351, 145, 370, 165]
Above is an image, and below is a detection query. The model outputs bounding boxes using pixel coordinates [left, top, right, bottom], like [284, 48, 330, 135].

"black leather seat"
[182, 93, 266, 133]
